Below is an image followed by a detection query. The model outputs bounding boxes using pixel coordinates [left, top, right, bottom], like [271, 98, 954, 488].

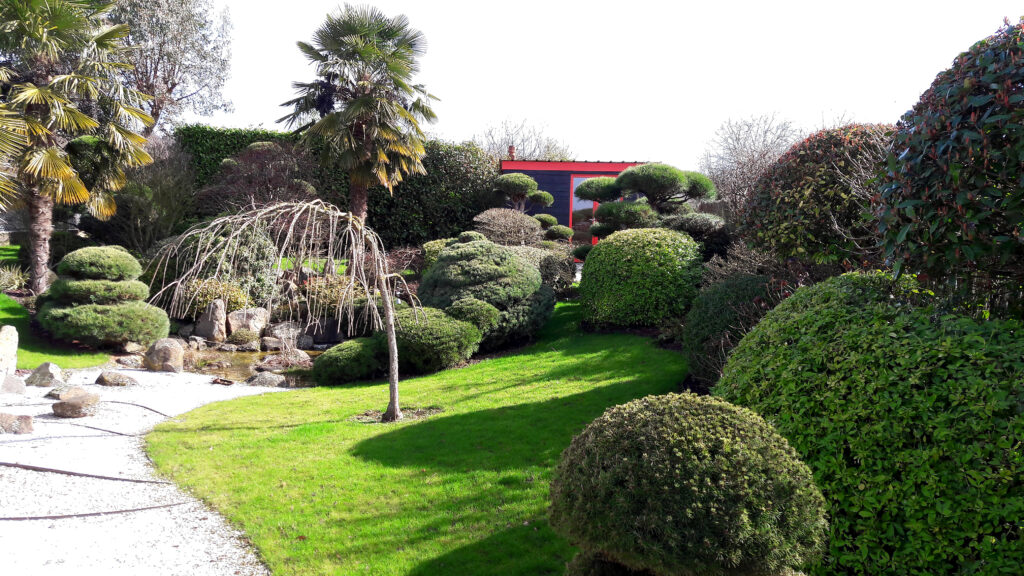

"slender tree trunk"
[349, 182, 368, 223]
[378, 273, 402, 423]
[27, 192, 55, 295]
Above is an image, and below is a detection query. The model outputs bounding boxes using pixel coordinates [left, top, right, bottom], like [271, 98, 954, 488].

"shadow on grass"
[406, 522, 573, 576]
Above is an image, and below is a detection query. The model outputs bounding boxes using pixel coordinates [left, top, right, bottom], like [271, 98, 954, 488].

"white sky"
[190, 0, 1022, 168]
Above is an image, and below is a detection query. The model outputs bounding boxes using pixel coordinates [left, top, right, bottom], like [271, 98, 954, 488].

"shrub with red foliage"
[879, 18, 1024, 312]
[740, 124, 892, 265]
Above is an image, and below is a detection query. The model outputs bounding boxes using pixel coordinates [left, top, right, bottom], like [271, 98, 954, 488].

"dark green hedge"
[174, 124, 294, 186]
[312, 337, 386, 385]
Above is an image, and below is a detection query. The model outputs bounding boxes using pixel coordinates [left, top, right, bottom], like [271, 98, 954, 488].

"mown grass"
[147, 303, 688, 575]
[0, 294, 110, 369]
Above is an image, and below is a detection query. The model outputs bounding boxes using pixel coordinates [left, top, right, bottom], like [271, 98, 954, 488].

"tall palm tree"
[0, 0, 153, 294]
[278, 4, 437, 225]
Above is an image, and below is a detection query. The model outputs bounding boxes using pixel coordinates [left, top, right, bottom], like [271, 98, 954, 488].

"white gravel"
[0, 367, 288, 575]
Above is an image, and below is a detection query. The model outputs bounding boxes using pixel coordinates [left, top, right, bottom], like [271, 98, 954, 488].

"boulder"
[255, 349, 312, 371]
[236, 340, 260, 353]
[46, 386, 88, 401]
[266, 321, 303, 348]
[245, 372, 286, 387]
[194, 298, 227, 343]
[304, 320, 343, 345]
[261, 337, 285, 351]
[121, 342, 146, 354]
[217, 343, 238, 353]
[1, 374, 25, 394]
[0, 325, 18, 375]
[296, 334, 314, 350]
[227, 308, 269, 335]
[187, 336, 206, 350]
[116, 356, 143, 369]
[178, 323, 195, 339]
[0, 413, 32, 434]
[52, 393, 100, 418]
[26, 362, 64, 387]
[96, 371, 138, 387]
[143, 338, 184, 373]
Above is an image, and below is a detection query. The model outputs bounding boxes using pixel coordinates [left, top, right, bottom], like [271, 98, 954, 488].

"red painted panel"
[500, 160, 643, 172]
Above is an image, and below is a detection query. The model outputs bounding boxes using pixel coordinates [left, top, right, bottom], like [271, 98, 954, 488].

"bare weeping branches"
[150, 200, 406, 332]
[148, 200, 412, 421]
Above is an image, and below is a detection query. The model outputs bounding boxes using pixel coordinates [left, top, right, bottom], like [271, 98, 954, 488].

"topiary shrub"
[312, 337, 386, 385]
[579, 229, 702, 327]
[550, 392, 828, 576]
[419, 238, 553, 350]
[565, 550, 655, 576]
[457, 230, 487, 243]
[588, 222, 618, 240]
[56, 246, 142, 281]
[681, 170, 716, 199]
[494, 172, 538, 206]
[46, 279, 150, 305]
[593, 201, 658, 232]
[422, 237, 456, 271]
[39, 247, 169, 348]
[544, 224, 574, 241]
[740, 124, 892, 264]
[572, 244, 593, 261]
[38, 300, 170, 348]
[533, 213, 557, 229]
[878, 19, 1024, 310]
[527, 189, 554, 207]
[393, 307, 481, 374]
[662, 212, 732, 261]
[574, 176, 620, 202]
[715, 272, 1023, 576]
[678, 274, 776, 385]
[445, 297, 500, 333]
[615, 163, 714, 213]
[473, 208, 543, 246]
[226, 328, 259, 345]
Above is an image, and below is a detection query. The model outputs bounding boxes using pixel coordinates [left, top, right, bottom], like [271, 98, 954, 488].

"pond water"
[194, 350, 320, 388]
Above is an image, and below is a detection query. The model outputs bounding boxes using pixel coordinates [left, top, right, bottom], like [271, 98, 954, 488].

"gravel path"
[0, 367, 287, 575]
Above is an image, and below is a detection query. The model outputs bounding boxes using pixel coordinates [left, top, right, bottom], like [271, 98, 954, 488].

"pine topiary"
[715, 272, 1023, 575]
[422, 237, 456, 271]
[574, 176, 620, 202]
[445, 297, 500, 333]
[579, 228, 702, 327]
[593, 201, 659, 236]
[573, 244, 593, 261]
[615, 163, 714, 213]
[533, 213, 558, 229]
[39, 247, 169, 348]
[879, 18, 1024, 308]
[662, 212, 731, 261]
[550, 392, 828, 576]
[419, 238, 554, 350]
[544, 224, 574, 241]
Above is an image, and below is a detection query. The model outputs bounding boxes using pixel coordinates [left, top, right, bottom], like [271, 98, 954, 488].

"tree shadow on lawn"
[350, 374, 681, 473]
[405, 522, 574, 576]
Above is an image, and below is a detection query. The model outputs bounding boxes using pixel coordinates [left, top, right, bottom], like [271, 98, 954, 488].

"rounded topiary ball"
[550, 392, 828, 576]
[545, 224, 574, 241]
[715, 272, 1024, 575]
[46, 279, 150, 305]
[445, 297, 500, 333]
[579, 228, 702, 327]
[575, 176, 621, 202]
[312, 337, 385, 385]
[37, 300, 170, 348]
[56, 246, 142, 281]
[534, 213, 558, 229]
[393, 307, 481, 374]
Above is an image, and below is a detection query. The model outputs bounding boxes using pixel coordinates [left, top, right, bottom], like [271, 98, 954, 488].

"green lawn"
[147, 303, 688, 575]
[0, 294, 110, 369]
[0, 244, 19, 265]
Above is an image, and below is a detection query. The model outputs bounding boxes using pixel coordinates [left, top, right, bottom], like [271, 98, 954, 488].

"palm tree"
[0, 0, 153, 294]
[278, 4, 437, 225]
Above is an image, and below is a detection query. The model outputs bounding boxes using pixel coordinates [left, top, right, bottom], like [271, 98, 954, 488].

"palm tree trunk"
[379, 275, 402, 423]
[27, 192, 54, 295]
[349, 182, 368, 223]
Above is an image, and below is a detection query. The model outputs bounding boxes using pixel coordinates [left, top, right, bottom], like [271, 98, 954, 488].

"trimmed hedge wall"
[175, 125, 294, 187]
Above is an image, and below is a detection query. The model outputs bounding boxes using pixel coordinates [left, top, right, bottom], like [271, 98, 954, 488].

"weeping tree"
[149, 200, 415, 422]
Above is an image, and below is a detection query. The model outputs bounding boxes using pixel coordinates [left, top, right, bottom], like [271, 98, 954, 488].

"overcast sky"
[191, 0, 1022, 169]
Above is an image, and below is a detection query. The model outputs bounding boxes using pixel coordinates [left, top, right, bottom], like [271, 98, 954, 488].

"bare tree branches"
[473, 119, 574, 161]
[699, 114, 801, 219]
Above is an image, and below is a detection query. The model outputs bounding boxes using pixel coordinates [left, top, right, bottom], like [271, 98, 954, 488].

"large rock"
[52, 393, 99, 418]
[266, 321, 303, 348]
[0, 325, 17, 375]
[0, 413, 33, 434]
[46, 386, 88, 401]
[96, 371, 138, 387]
[143, 338, 184, 373]
[261, 337, 285, 352]
[236, 340, 260, 353]
[194, 298, 227, 343]
[245, 372, 286, 387]
[227, 308, 269, 336]
[26, 362, 64, 387]
[304, 320, 343, 345]
[255, 349, 312, 371]
[178, 323, 195, 339]
[1, 374, 25, 394]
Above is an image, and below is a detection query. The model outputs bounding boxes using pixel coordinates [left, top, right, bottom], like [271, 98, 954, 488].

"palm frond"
[86, 189, 117, 220]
